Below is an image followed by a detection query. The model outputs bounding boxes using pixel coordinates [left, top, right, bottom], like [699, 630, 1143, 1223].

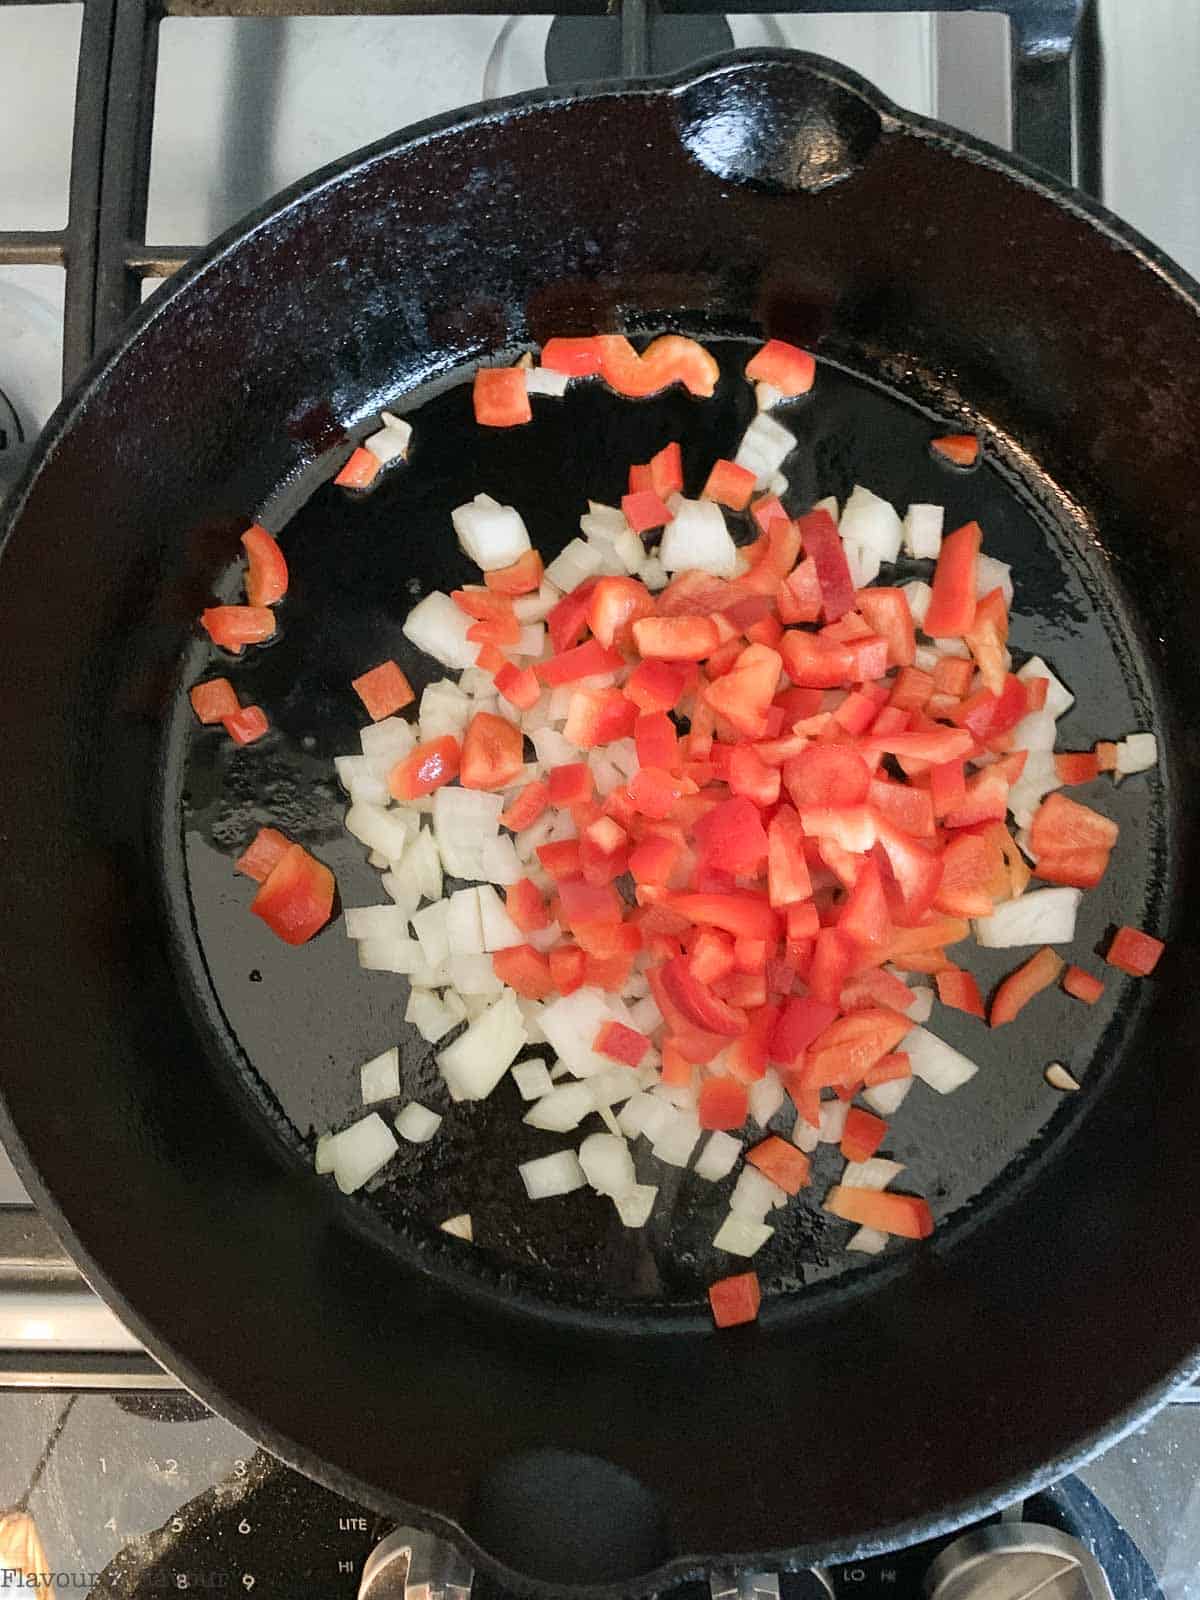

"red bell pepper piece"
[783, 744, 871, 809]
[547, 577, 600, 653]
[588, 576, 656, 650]
[729, 744, 781, 808]
[250, 844, 334, 946]
[558, 877, 623, 927]
[1055, 751, 1101, 786]
[747, 1135, 810, 1194]
[628, 440, 685, 499]
[855, 587, 915, 668]
[632, 615, 721, 661]
[222, 705, 270, 746]
[930, 758, 967, 820]
[708, 1270, 761, 1328]
[864, 1051, 911, 1086]
[579, 817, 629, 886]
[825, 1186, 933, 1239]
[564, 688, 638, 748]
[624, 658, 695, 713]
[473, 367, 531, 427]
[1062, 964, 1104, 1004]
[621, 490, 674, 534]
[485, 548, 544, 595]
[873, 817, 944, 924]
[838, 966, 913, 1014]
[806, 1009, 912, 1087]
[868, 778, 935, 839]
[594, 1020, 651, 1067]
[841, 1107, 889, 1163]
[942, 767, 1011, 829]
[1030, 791, 1119, 856]
[490, 944, 554, 999]
[924, 520, 982, 637]
[506, 878, 549, 934]
[837, 858, 891, 949]
[540, 337, 604, 375]
[537, 839, 582, 880]
[351, 659, 415, 721]
[241, 525, 288, 607]
[235, 825, 292, 883]
[1105, 925, 1165, 977]
[795, 508, 855, 621]
[548, 944, 586, 995]
[930, 433, 980, 467]
[807, 928, 856, 1006]
[936, 965, 986, 1019]
[769, 995, 837, 1065]
[499, 780, 549, 832]
[536, 637, 624, 686]
[990, 946, 1064, 1026]
[190, 677, 240, 725]
[933, 832, 1000, 918]
[460, 712, 524, 791]
[659, 890, 781, 941]
[388, 735, 460, 799]
[635, 712, 680, 773]
[660, 955, 747, 1036]
[704, 643, 783, 738]
[627, 767, 685, 820]
[702, 458, 757, 511]
[547, 762, 593, 808]
[745, 339, 816, 396]
[628, 829, 684, 886]
[776, 557, 822, 624]
[494, 662, 541, 710]
[332, 447, 380, 489]
[694, 796, 770, 877]
[596, 333, 719, 399]
[1033, 846, 1112, 888]
[200, 605, 275, 654]
[698, 1076, 750, 1130]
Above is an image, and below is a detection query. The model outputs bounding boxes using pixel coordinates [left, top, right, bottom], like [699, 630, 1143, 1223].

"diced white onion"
[847, 1226, 889, 1255]
[639, 555, 668, 591]
[524, 1081, 596, 1132]
[334, 755, 391, 807]
[588, 1068, 640, 1108]
[840, 485, 903, 565]
[445, 887, 484, 955]
[650, 1109, 702, 1168]
[440, 1213, 474, 1240]
[792, 1113, 820, 1154]
[1007, 748, 1062, 829]
[475, 883, 523, 951]
[437, 990, 526, 1101]
[411, 900, 451, 968]
[403, 591, 476, 670]
[394, 1102, 442, 1142]
[1011, 709, 1057, 752]
[842, 1157, 904, 1190]
[578, 1132, 636, 1196]
[1017, 655, 1074, 718]
[381, 868, 421, 917]
[931, 635, 970, 658]
[451, 496, 532, 571]
[842, 539, 881, 589]
[901, 580, 934, 628]
[694, 1130, 742, 1182]
[545, 537, 603, 592]
[617, 1092, 656, 1139]
[315, 1133, 336, 1174]
[512, 1059, 553, 1100]
[906, 985, 935, 1024]
[818, 1099, 850, 1143]
[974, 887, 1082, 947]
[539, 988, 627, 1079]
[901, 1026, 979, 1093]
[613, 527, 645, 573]
[519, 1149, 587, 1200]
[755, 381, 783, 411]
[513, 581, 562, 624]
[331, 1113, 397, 1194]
[1117, 732, 1157, 775]
[405, 988, 460, 1044]
[433, 788, 503, 881]
[360, 716, 416, 763]
[526, 367, 570, 397]
[862, 1076, 913, 1117]
[345, 904, 411, 942]
[419, 679, 472, 741]
[614, 1184, 658, 1228]
[445, 953, 503, 995]
[748, 1072, 785, 1127]
[357, 936, 424, 974]
[627, 994, 663, 1035]
[734, 413, 795, 488]
[658, 497, 738, 579]
[345, 803, 415, 862]
[902, 504, 944, 560]
[360, 1047, 400, 1104]
[731, 1165, 787, 1220]
[713, 1213, 773, 1257]
[364, 414, 413, 463]
[1045, 1061, 1081, 1092]
[976, 553, 1013, 606]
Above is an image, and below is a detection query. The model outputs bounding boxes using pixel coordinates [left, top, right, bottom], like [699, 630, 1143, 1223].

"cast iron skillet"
[1, 48, 1199, 1597]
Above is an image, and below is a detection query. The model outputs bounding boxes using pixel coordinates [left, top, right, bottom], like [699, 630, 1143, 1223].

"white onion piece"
[405, 989, 459, 1044]
[912, 643, 940, 674]
[650, 1109, 701, 1168]
[840, 485, 903, 565]
[345, 803, 415, 861]
[440, 1213, 474, 1241]
[475, 884, 523, 952]
[818, 1099, 850, 1143]
[1007, 748, 1063, 829]
[842, 1158, 904, 1190]
[847, 1226, 889, 1255]
[445, 954, 503, 995]
[409, 831, 443, 906]
[407, 961, 450, 991]
[974, 887, 1082, 947]
[614, 1184, 658, 1228]
[1011, 709, 1057, 752]
[344, 904, 411, 942]
[403, 591, 476, 670]
[315, 1133, 336, 1174]
[694, 1131, 742, 1182]
[734, 413, 795, 488]
[519, 1150, 587, 1200]
[357, 936, 424, 974]
[792, 1114, 820, 1154]
[419, 679, 472, 740]
[639, 555, 668, 591]
[334, 755, 390, 807]
[975, 552, 1013, 606]
[445, 888, 484, 955]
[545, 537, 603, 593]
[902, 504, 944, 560]
[360, 716, 416, 762]
[526, 367, 569, 397]
[748, 1072, 786, 1127]
[900, 582, 934, 631]
[540, 988, 628, 1079]
[1017, 655, 1074, 717]
[1045, 1062, 1081, 1092]
[615, 1092, 655, 1139]
[731, 1165, 787, 1220]
[461, 993, 492, 1020]
[523, 1081, 596, 1132]
[331, 1114, 397, 1194]
[613, 527, 645, 574]
[931, 635, 970, 658]
[713, 1213, 773, 1257]
[360, 1047, 400, 1104]
[434, 788, 503, 880]
[512, 1059, 553, 1101]
[364, 414, 412, 463]
[527, 920, 562, 955]
[1117, 732, 1157, 775]
[438, 990, 525, 1101]
[381, 869, 421, 918]
[904, 985, 934, 1023]
[394, 1102, 442, 1142]
[627, 995, 663, 1036]
[451, 496, 531, 571]
[588, 1068, 640, 1108]
[515, 998, 546, 1044]
[578, 1132, 636, 1196]
[581, 501, 628, 540]
[755, 381, 783, 411]
[513, 581, 562, 624]
[639, 1098, 676, 1144]
[842, 540, 881, 589]
[863, 1076, 913, 1117]
[531, 725, 579, 768]
[411, 900, 451, 968]
[902, 1026, 978, 1093]
[654, 1081, 695, 1111]
[658, 497, 738, 578]
[478, 834, 522, 886]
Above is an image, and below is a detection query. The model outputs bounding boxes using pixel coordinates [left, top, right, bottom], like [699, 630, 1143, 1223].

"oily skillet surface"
[0, 49, 1199, 1596]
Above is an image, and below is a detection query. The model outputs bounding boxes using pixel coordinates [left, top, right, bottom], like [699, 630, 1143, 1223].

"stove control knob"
[358, 1528, 474, 1600]
[924, 1525, 1114, 1600]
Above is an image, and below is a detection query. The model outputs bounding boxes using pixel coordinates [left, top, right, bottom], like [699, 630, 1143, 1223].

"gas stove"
[3, 0, 1200, 1595]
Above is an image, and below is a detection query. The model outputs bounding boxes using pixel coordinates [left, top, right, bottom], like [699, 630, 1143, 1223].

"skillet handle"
[672, 52, 890, 195]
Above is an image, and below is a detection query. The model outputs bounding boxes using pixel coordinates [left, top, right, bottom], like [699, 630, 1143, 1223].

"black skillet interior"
[1, 49, 1200, 1596]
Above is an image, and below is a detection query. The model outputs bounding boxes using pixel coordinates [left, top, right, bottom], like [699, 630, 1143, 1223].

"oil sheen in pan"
[171, 340, 1166, 1310]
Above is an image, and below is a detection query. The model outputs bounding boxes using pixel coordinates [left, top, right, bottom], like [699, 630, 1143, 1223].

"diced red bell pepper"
[936, 965, 986, 1018]
[485, 548, 544, 595]
[190, 677, 240, 725]
[491, 943, 555, 999]
[624, 658, 694, 713]
[579, 817, 629, 886]
[855, 587, 915, 668]
[537, 637, 623, 686]
[473, 367, 531, 427]
[769, 995, 837, 1065]
[825, 1185, 933, 1239]
[597, 333, 719, 399]
[200, 605, 275, 653]
[660, 890, 781, 941]
[454, 584, 517, 623]
[868, 778, 935, 839]
[660, 955, 747, 1036]
[352, 659, 415, 721]
[235, 825, 292, 883]
[689, 926, 736, 985]
[250, 844, 334, 945]
[1095, 741, 1120, 772]
[729, 744, 781, 808]
[775, 557, 823, 624]
[745, 338, 816, 396]
[475, 642, 507, 674]
[558, 876, 623, 927]
[547, 577, 600, 653]
[588, 576, 656, 650]
[621, 490, 674, 533]
[807, 927, 856, 1006]
[539, 337, 603, 375]
[890, 666, 935, 712]
[628, 829, 684, 886]
[865, 1051, 911, 1087]
[873, 817, 944, 924]
[933, 832, 999, 918]
[1055, 751, 1101, 786]
[698, 1076, 750, 1130]
[705, 643, 783, 738]
[389, 735, 460, 799]
[838, 965, 913, 1013]
[924, 521, 982, 637]
[333, 446, 381, 489]
[627, 767, 685, 820]
[1105, 925, 1165, 977]
[694, 796, 770, 877]
[931, 656, 972, 697]
[632, 616, 721, 661]
[548, 943, 586, 995]
[702, 458, 757, 511]
[806, 1008, 912, 1087]
[460, 712, 524, 791]
[930, 758, 967, 819]
[990, 945, 1064, 1026]
[837, 858, 891, 949]
[548, 762, 594, 807]
[708, 1270, 761, 1329]
[506, 878, 549, 934]
[841, 1107, 889, 1163]
[657, 569, 738, 617]
[564, 688, 638, 749]
[963, 587, 1009, 696]
[783, 744, 871, 809]
[794, 508, 855, 621]
[1030, 791, 1119, 855]
[747, 1135, 811, 1194]
[931, 433, 980, 467]
[1033, 845, 1113, 888]
[776, 632, 850, 688]
[750, 494, 789, 534]
[942, 767, 1011, 829]
[635, 711, 680, 773]
[537, 839, 582, 881]
[1062, 964, 1104, 1004]
[1022, 675, 1049, 711]
[499, 780, 549, 832]
[494, 662, 541, 710]
[594, 1020, 651, 1068]
[705, 637, 746, 680]
[241, 525, 288, 607]
[628, 440, 685, 500]
[223, 705, 270, 746]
